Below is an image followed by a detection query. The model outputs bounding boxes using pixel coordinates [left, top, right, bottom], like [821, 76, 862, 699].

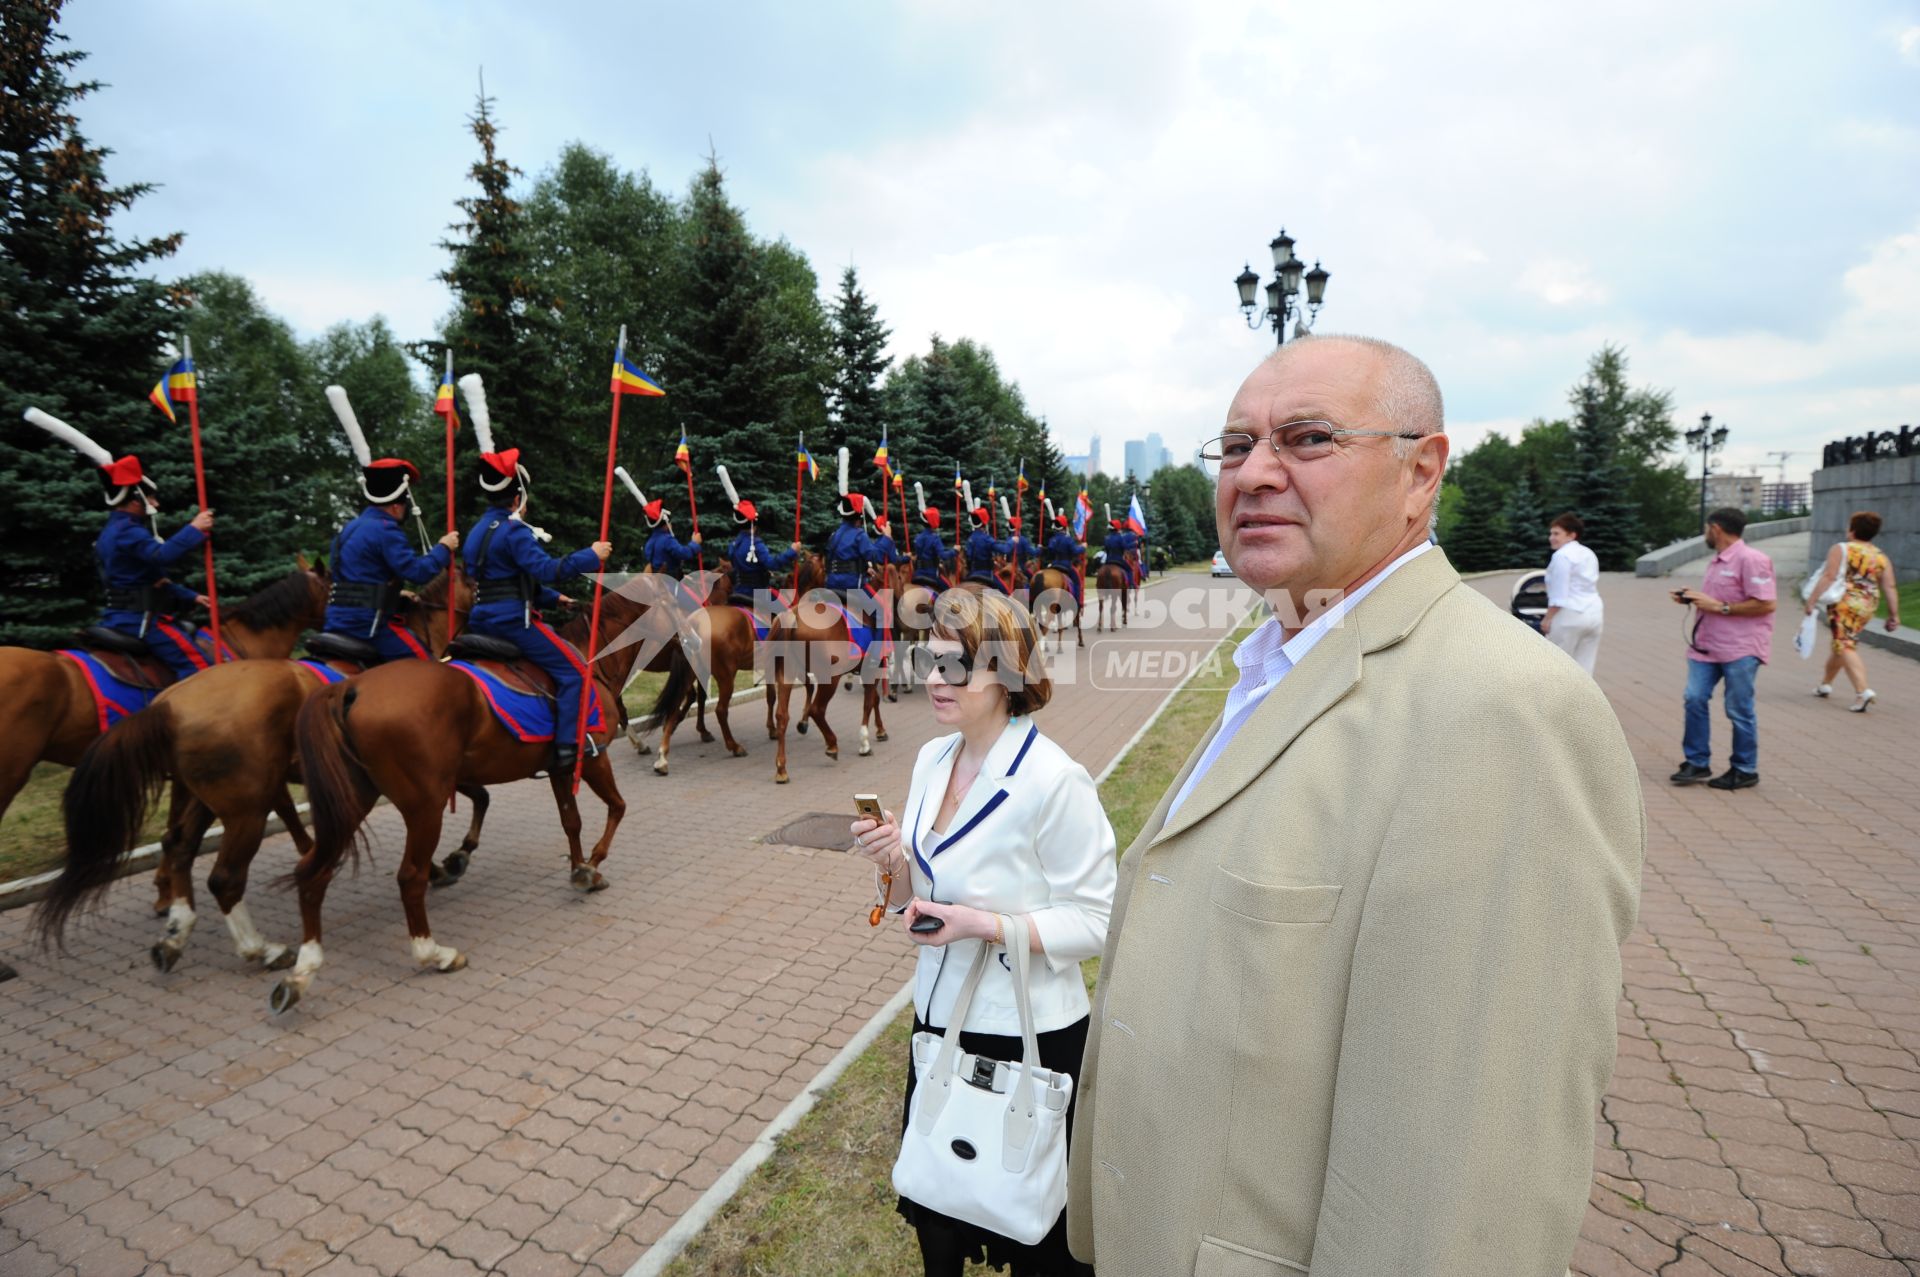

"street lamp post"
[1235, 228, 1331, 345]
[1685, 412, 1730, 528]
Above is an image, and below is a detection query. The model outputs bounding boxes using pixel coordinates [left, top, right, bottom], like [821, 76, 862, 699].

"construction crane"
[1766, 450, 1800, 483]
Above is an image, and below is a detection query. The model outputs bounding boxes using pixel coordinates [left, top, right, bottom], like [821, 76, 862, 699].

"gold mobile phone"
[854, 794, 884, 822]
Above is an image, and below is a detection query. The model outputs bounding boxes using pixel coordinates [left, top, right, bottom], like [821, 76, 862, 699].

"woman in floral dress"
[1805, 511, 1901, 711]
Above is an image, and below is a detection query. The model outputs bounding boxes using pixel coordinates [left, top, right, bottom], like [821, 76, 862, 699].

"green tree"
[827, 265, 891, 471]
[1567, 386, 1642, 571]
[0, 1, 186, 645]
[1443, 466, 1509, 571]
[1145, 463, 1215, 563]
[1500, 471, 1550, 568]
[1569, 344, 1692, 550]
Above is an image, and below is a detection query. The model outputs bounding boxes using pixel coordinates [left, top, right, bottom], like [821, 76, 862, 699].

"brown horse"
[1028, 564, 1085, 652]
[36, 576, 475, 975]
[894, 581, 938, 693]
[0, 562, 330, 833]
[1095, 561, 1132, 631]
[279, 587, 651, 1012]
[765, 554, 889, 783]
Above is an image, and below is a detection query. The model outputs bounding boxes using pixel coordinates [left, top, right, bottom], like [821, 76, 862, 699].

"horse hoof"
[877, 731, 889, 743]
[652, 758, 669, 776]
[150, 944, 181, 974]
[797, 721, 810, 735]
[775, 772, 790, 784]
[269, 980, 300, 1014]
[429, 863, 448, 888]
[440, 953, 467, 973]
[445, 854, 468, 880]
[634, 741, 652, 755]
[263, 948, 296, 972]
[730, 745, 748, 757]
[151, 900, 169, 917]
[571, 865, 594, 891]
[587, 873, 610, 893]
[698, 731, 715, 743]
[858, 744, 872, 757]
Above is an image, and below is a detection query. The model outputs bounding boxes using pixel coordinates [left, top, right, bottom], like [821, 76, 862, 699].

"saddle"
[304, 631, 381, 668]
[76, 626, 174, 690]
[445, 631, 581, 700]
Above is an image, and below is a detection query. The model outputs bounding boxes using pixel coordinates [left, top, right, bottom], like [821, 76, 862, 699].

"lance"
[442, 351, 460, 643]
[575, 326, 627, 793]
[182, 335, 223, 661]
[893, 470, 906, 559]
[792, 432, 807, 599]
[953, 473, 963, 556]
[679, 438, 702, 570]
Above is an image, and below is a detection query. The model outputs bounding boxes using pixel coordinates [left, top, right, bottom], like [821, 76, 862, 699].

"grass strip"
[662, 613, 1257, 1277]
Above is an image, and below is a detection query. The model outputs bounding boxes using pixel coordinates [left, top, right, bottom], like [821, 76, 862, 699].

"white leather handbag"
[891, 914, 1073, 1246]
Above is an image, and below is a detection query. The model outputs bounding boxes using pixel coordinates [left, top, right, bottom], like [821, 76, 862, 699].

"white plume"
[613, 465, 646, 508]
[1105, 503, 1113, 525]
[1044, 497, 1056, 522]
[23, 408, 112, 467]
[999, 495, 1012, 525]
[963, 480, 975, 510]
[716, 464, 741, 507]
[915, 481, 928, 515]
[458, 373, 493, 453]
[324, 385, 372, 466]
[837, 447, 850, 497]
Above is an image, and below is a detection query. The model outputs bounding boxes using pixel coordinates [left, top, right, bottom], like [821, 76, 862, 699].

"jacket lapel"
[1149, 549, 1462, 846]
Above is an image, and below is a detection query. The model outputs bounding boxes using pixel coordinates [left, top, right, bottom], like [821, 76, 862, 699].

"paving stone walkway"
[3, 568, 1914, 1276]
[0, 573, 1244, 1277]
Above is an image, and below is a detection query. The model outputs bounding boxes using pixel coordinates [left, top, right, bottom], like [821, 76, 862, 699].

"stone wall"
[1634, 516, 1809, 577]
[1811, 454, 1919, 577]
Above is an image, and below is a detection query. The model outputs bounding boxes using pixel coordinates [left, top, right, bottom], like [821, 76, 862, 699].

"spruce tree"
[1500, 471, 1550, 568]
[827, 265, 892, 480]
[1568, 386, 1641, 570]
[1443, 466, 1510, 571]
[0, 1, 186, 645]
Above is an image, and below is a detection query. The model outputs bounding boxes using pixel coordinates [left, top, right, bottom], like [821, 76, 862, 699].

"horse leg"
[811, 676, 841, 760]
[395, 797, 464, 975]
[774, 678, 794, 783]
[273, 835, 335, 1015]
[272, 784, 313, 859]
[432, 783, 489, 886]
[151, 782, 193, 915]
[653, 687, 681, 777]
[714, 658, 745, 757]
[150, 797, 214, 973]
[546, 770, 590, 887]
[573, 750, 624, 892]
[765, 681, 778, 741]
[694, 678, 714, 744]
[205, 808, 292, 971]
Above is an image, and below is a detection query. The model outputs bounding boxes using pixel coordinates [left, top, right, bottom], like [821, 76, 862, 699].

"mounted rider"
[1042, 498, 1084, 605]
[24, 407, 215, 677]
[1002, 498, 1038, 585]
[716, 463, 797, 612]
[1103, 507, 1142, 588]
[962, 480, 1011, 593]
[317, 386, 457, 662]
[823, 447, 877, 610]
[457, 374, 610, 776]
[632, 484, 704, 613]
[909, 482, 952, 591]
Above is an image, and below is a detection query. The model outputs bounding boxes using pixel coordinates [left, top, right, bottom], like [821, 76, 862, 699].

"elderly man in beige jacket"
[1067, 336, 1644, 1276]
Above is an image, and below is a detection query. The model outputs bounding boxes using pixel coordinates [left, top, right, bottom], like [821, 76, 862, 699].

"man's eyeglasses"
[1199, 420, 1427, 467]
[910, 645, 974, 683]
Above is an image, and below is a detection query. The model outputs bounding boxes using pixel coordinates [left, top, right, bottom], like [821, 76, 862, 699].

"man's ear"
[1408, 433, 1449, 519]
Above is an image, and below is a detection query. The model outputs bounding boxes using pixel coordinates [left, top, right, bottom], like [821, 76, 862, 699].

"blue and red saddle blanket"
[298, 659, 349, 684]
[55, 649, 158, 733]
[445, 660, 607, 743]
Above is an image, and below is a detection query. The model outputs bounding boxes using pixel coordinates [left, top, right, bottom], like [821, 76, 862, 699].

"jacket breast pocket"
[1195, 1234, 1310, 1275]
[1209, 868, 1340, 925]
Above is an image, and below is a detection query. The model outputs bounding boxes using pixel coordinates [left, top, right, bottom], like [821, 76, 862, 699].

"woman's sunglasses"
[910, 645, 974, 683]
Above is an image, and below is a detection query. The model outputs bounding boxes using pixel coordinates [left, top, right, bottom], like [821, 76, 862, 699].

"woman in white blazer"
[853, 588, 1115, 1277]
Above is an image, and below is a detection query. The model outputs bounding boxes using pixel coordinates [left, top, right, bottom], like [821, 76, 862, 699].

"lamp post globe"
[1235, 226, 1329, 345]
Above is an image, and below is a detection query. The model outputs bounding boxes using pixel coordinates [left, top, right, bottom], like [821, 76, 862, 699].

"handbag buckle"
[965, 1056, 999, 1091]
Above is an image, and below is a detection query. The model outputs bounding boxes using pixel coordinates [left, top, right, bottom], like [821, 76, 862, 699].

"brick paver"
[1464, 573, 1919, 1277]
[0, 573, 1244, 1276]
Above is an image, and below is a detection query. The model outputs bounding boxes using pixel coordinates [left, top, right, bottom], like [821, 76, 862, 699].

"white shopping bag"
[1793, 611, 1819, 660]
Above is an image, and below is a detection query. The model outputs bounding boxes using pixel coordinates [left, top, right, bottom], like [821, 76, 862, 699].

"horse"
[765, 554, 888, 783]
[894, 575, 938, 694]
[0, 561, 330, 833]
[1095, 560, 1132, 631]
[35, 575, 475, 976]
[643, 567, 757, 775]
[1028, 563, 1085, 652]
[278, 585, 651, 1012]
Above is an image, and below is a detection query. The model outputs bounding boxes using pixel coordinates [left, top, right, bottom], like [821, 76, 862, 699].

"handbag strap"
[912, 913, 1047, 1141]
[915, 935, 995, 1133]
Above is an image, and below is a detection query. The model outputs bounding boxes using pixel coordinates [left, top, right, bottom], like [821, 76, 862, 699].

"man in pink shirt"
[1669, 507, 1777, 790]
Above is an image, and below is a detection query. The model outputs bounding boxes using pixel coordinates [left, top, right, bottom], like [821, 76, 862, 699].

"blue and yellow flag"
[873, 425, 889, 472]
[433, 372, 456, 419]
[797, 440, 819, 481]
[674, 431, 692, 475]
[611, 354, 666, 397]
[147, 357, 196, 421]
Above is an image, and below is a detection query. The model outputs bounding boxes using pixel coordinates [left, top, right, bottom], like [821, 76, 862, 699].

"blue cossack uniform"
[911, 529, 950, 591]
[965, 528, 1011, 592]
[464, 506, 603, 754]
[1044, 529, 1083, 603]
[96, 511, 210, 678]
[323, 507, 449, 661]
[824, 521, 875, 604]
[728, 531, 796, 607]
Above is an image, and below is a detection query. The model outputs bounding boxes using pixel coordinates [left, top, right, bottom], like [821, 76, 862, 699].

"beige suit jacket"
[1067, 548, 1644, 1276]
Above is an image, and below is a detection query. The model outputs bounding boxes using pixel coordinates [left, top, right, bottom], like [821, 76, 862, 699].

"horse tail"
[292, 681, 375, 884]
[650, 644, 696, 727]
[37, 704, 177, 949]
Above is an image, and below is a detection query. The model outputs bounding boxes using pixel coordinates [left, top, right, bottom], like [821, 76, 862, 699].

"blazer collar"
[911, 717, 1036, 860]
[1149, 547, 1462, 846]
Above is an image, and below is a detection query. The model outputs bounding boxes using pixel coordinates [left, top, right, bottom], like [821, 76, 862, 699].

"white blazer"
[900, 716, 1117, 1036]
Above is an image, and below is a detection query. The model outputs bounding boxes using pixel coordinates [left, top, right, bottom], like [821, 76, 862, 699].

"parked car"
[1210, 550, 1233, 578]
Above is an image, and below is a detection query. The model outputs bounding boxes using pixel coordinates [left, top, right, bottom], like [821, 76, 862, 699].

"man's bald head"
[1261, 334, 1445, 449]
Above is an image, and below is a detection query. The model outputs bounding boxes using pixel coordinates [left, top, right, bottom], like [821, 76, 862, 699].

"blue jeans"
[1683, 656, 1760, 772]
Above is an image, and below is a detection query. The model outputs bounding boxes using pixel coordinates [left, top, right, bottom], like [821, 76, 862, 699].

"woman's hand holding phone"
[904, 899, 1002, 948]
[850, 807, 902, 874]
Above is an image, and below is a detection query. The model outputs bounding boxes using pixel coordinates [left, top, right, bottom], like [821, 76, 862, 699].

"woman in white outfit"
[852, 588, 1115, 1277]
[1541, 512, 1604, 675]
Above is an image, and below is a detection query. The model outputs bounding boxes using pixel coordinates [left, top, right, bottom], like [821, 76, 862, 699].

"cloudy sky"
[65, 1, 1920, 483]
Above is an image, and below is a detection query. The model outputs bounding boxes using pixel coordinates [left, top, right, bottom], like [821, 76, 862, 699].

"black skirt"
[897, 1012, 1096, 1277]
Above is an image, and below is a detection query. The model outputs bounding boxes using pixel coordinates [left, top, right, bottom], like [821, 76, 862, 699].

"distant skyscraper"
[1088, 434, 1103, 477]
[1159, 446, 1173, 470]
[1144, 433, 1165, 476]
[1123, 439, 1148, 481]
[1061, 453, 1092, 476]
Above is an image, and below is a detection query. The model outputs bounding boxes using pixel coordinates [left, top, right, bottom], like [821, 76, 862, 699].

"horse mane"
[415, 571, 451, 609]
[224, 568, 318, 631]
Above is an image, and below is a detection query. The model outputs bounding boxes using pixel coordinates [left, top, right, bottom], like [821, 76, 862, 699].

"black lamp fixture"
[1236, 227, 1330, 345]
[1685, 412, 1731, 527]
